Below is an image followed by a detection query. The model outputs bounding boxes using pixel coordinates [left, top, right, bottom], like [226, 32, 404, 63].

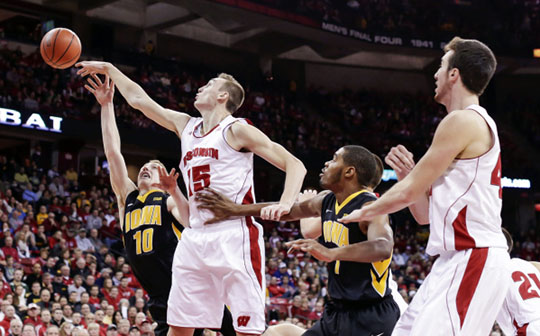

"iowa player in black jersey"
[85, 75, 234, 336]
[196, 145, 400, 336]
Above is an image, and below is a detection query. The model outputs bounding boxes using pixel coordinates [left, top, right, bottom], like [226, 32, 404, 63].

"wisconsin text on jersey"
[183, 147, 219, 166]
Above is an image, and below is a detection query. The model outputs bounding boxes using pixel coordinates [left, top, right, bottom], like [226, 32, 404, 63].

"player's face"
[434, 51, 453, 104]
[319, 148, 345, 189]
[137, 163, 161, 190]
[194, 78, 226, 111]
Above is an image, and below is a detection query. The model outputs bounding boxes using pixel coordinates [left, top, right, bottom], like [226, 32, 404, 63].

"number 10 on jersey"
[187, 164, 211, 196]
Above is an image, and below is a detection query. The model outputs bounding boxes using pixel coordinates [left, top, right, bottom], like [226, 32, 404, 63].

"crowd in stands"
[243, 0, 540, 55]
[1, 145, 539, 335]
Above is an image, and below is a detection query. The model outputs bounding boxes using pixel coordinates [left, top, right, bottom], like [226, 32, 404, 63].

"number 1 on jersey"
[187, 164, 211, 196]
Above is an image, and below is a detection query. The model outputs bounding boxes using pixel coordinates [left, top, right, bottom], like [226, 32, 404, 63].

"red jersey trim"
[455, 248, 488, 328]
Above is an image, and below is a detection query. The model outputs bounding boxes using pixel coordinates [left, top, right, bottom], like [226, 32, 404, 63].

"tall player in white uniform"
[76, 63, 306, 336]
[340, 37, 511, 335]
[497, 228, 540, 336]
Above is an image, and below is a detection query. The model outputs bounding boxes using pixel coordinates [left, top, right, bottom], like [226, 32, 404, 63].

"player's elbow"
[128, 95, 144, 110]
[301, 228, 320, 240]
[373, 239, 393, 260]
[290, 157, 307, 176]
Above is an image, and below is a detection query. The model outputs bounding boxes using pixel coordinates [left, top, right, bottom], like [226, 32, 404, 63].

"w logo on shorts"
[237, 315, 251, 327]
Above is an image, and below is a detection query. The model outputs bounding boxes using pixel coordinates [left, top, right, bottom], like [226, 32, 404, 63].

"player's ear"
[344, 166, 355, 179]
[217, 91, 229, 104]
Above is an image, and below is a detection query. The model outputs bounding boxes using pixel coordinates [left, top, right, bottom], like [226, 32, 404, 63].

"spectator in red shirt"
[36, 309, 52, 336]
[307, 299, 324, 321]
[267, 276, 286, 297]
[0, 278, 12, 298]
[60, 265, 73, 286]
[23, 303, 42, 326]
[6, 317, 21, 336]
[0, 304, 18, 331]
[117, 278, 133, 300]
[88, 286, 101, 311]
[104, 288, 120, 310]
[2, 237, 19, 263]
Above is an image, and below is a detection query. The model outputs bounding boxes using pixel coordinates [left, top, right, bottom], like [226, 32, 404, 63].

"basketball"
[40, 28, 81, 69]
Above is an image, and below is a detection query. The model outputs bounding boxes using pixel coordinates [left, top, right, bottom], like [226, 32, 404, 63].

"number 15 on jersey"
[187, 164, 211, 196]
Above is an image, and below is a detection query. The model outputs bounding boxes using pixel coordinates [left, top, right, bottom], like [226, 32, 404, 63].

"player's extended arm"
[341, 111, 477, 223]
[194, 188, 323, 224]
[76, 61, 190, 136]
[286, 210, 393, 263]
[385, 145, 430, 225]
[85, 75, 136, 204]
[297, 190, 331, 239]
[226, 122, 307, 221]
[152, 167, 190, 228]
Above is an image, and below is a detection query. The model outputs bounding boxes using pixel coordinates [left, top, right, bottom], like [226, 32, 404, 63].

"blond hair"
[218, 73, 245, 113]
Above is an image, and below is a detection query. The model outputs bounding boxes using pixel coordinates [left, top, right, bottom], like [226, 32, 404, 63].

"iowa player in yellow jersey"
[196, 146, 400, 336]
[85, 75, 234, 336]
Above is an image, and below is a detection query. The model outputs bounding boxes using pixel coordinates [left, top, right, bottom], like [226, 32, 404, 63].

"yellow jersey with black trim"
[319, 190, 392, 301]
[123, 189, 184, 297]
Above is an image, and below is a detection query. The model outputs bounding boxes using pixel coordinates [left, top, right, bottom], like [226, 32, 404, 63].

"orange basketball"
[40, 28, 81, 69]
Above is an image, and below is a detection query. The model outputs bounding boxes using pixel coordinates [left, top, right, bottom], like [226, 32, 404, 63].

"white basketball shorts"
[392, 247, 510, 336]
[167, 218, 266, 334]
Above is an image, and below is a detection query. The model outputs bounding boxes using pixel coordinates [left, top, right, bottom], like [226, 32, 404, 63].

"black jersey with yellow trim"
[123, 189, 183, 298]
[319, 190, 392, 301]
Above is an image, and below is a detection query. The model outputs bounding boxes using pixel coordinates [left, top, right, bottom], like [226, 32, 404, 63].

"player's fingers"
[83, 85, 95, 94]
[104, 75, 109, 89]
[384, 155, 403, 172]
[87, 78, 98, 90]
[92, 73, 102, 86]
[394, 149, 414, 169]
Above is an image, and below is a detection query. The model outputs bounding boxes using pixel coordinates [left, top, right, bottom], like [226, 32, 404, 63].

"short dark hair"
[369, 154, 384, 189]
[444, 37, 497, 96]
[502, 227, 513, 253]
[341, 145, 377, 187]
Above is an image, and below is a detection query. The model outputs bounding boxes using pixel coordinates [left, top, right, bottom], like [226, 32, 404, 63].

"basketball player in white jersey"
[340, 37, 511, 335]
[76, 63, 306, 336]
[497, 228, 540, 336]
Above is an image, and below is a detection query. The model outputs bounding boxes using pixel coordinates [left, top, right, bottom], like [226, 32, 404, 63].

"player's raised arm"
[341, 110, 478, 223]
[385, 145, 430, 225]
[226, 122, 307, 221]
[195, 188, 324, 224]
[76, 61, 190, 136]
[85, 75, 136, 204]
[151, 166, 190, 228]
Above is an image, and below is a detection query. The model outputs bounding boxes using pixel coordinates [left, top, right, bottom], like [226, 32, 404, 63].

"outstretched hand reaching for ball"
[85, 74, 114, 106]
[76, 61, 111, 77]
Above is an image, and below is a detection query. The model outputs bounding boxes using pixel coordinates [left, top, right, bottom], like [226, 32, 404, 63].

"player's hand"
[76, 61, 111, 77]
[298, 189, 318, 202]
[339, 207, 374, 223]
[385, 145, 415, 180]
[151, 166, 179, 195]
[261, 203, 291, 221]
[195, 188, 238, 224]
[285, 239, 335, 262]
[84, 74, 114, 105]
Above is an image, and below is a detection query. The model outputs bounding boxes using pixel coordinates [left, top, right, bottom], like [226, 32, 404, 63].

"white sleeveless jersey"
[497, 258, 540, 335]
[180, 115, 255, 229]
[426, 104, 507, 256]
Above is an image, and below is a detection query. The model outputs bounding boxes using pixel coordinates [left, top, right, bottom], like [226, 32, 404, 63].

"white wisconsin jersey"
[497, 258, 540, 335]
[427, 104, 507, 256]
[180, 115, 255, 229]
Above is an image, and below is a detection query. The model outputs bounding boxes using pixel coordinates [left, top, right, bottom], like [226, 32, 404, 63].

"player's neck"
[333, 183, 363, 204]
[445, 87, 479, 113]
[200, 107, 230, 135]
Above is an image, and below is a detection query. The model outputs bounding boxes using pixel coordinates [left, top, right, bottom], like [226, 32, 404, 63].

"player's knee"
[168, 326, 194, 336]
